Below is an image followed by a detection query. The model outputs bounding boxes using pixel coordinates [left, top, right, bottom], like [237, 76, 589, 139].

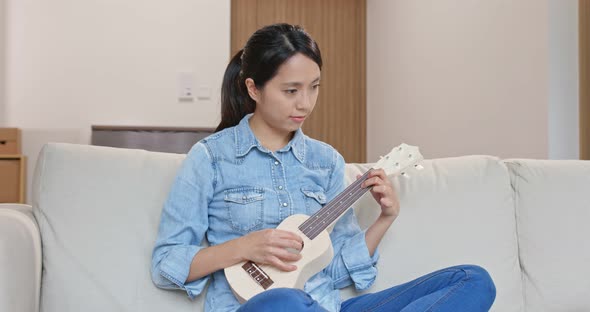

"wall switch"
[177, 72, 195, 102]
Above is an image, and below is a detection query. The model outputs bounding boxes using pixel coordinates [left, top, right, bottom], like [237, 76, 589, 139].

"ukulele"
[225, 143, 424, 303]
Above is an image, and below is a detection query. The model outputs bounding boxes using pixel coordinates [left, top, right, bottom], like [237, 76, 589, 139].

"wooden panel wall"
[231, 0, 366, 162]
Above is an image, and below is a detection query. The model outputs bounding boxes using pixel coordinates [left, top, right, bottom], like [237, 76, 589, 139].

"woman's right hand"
[238, 229, 304, 272]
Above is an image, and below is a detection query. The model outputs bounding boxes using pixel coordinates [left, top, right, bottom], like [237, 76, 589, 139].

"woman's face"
[246, 53, 321, 136]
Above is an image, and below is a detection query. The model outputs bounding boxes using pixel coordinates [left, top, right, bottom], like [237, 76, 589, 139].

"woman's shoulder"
[302, 135, 344, 169]
[186, 127, 235, 160]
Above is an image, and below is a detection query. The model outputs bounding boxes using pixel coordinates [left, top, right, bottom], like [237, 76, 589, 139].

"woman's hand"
[358, 169, 400, 221]
[238, 229, 304, 272]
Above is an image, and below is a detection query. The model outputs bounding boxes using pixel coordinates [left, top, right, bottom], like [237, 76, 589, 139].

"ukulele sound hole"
[285, 240, 304, 255]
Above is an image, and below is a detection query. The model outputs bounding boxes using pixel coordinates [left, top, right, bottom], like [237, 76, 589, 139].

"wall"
[548, 0, 579, 159]
[3, 0, 230, 203]
[4, 0, 230, 132]
[367, 0, 551, 160]
[3, 1, 581, 204]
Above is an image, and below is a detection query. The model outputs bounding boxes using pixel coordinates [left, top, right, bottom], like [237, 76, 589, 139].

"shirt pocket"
[224, 187, 265, 234]
[301, 185, 327, 215]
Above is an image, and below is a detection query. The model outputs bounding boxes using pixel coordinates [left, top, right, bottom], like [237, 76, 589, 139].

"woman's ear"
[244, 78, 260, 102]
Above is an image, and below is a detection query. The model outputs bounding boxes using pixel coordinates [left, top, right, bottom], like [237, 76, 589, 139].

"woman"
[151, 23, 496, 312]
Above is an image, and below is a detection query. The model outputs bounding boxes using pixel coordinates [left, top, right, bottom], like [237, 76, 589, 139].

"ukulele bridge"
[242, 261, 274, 290]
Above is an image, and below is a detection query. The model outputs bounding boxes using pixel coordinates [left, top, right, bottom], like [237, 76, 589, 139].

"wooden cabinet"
[0, 155, 26, 203]
[0, 128, 21, 154]
[0, 128, 26, 203]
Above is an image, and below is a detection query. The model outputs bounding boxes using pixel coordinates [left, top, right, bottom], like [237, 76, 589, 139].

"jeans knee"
[462, 265, 496, 306]
[241, 288, 315, 311]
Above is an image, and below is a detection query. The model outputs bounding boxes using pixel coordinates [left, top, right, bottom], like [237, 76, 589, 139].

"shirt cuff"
[340, 230, 379, 291]
[158, 245, 209, 299]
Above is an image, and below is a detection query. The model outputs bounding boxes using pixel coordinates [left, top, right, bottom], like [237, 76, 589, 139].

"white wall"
[5, 0, 229, 132]
[367, 0, 552, 160]
[4, 0, 230, 203]
[548, 0, 579, 159]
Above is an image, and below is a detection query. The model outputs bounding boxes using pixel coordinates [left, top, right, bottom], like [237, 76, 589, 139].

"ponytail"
[215, 49, 256, 132]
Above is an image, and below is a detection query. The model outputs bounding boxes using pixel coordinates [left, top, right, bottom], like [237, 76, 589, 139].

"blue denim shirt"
[151, 114, 379, 312]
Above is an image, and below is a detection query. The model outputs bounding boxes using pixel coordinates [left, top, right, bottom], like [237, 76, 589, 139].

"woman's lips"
[290, 116, 306, 123]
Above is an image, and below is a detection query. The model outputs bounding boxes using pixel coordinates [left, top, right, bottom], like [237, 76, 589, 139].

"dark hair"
[215, 23, 323, 132]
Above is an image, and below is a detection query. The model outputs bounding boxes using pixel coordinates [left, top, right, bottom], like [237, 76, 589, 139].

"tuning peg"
[414, 164, 424, 170]
[400, 172, 411, 179]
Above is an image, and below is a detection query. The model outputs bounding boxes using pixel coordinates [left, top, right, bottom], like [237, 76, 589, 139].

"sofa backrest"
[33, 143, 525, 312]
[33, 143, 203, 312]
[343, 156, 524, 312]
[505, 159, 590, 311]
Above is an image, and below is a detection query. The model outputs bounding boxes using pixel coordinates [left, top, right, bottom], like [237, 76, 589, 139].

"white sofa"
[1, 143, 589, 312]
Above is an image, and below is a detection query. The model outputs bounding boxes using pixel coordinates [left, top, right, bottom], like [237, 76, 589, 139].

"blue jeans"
[236, 265, 496, 312]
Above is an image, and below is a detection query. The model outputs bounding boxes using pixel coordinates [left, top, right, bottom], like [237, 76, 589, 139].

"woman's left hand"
[358, 169, 400, 220]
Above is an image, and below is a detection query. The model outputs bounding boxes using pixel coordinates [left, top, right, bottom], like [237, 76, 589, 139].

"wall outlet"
[197, 85, 211, 100]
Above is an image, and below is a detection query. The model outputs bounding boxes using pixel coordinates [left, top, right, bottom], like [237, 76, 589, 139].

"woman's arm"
[360, 168, 400, 256]
[151, 143, 214, 294]
[322, 165, 399, 290]
[365, 214, 396, 256]
[187, 228, 304, 282]
[186, 237, 244, 282]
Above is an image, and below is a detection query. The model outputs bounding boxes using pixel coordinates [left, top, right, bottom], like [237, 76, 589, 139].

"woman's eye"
[284, 89, 298, 94]
[312, 84, 321, 90]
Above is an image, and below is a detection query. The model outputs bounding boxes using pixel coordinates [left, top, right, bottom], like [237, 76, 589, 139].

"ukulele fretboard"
[298, 169, 373, 240]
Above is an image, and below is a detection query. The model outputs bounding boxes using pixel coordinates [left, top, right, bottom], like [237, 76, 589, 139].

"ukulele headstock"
[373, 143, 424, 178]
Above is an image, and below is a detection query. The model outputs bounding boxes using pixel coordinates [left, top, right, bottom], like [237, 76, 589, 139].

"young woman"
[151, 23, 496, 312]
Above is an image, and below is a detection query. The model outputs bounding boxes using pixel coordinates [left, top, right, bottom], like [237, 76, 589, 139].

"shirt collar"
[234, 114, 306, 163]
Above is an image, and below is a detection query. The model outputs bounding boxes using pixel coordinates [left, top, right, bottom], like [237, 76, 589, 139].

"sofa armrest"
[0, 204, 41, 312]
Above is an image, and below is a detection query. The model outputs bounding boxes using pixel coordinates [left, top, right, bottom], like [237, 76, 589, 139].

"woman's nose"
[297, 92, 312, 110]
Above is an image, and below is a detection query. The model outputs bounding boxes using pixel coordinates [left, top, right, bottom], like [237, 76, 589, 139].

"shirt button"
[282, 202, 288, 207]
[278, 185, 283, 190]
[242, 196, 247, 200]
[274, 161, 279, 165]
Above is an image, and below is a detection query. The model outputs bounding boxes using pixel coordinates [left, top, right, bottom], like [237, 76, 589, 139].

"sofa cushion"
[506, 159, 590, 311]
[33, 143, 203, 312]
[342, 156, 524, 312]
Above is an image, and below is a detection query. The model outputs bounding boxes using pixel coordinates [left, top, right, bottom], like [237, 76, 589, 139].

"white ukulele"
[225, 143, 424, 303]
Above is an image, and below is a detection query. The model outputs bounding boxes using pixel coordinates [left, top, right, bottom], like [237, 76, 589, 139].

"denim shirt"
[151, 114, 379, 312]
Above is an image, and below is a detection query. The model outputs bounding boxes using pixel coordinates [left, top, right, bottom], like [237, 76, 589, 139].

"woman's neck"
[249, 115, 294, 152]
